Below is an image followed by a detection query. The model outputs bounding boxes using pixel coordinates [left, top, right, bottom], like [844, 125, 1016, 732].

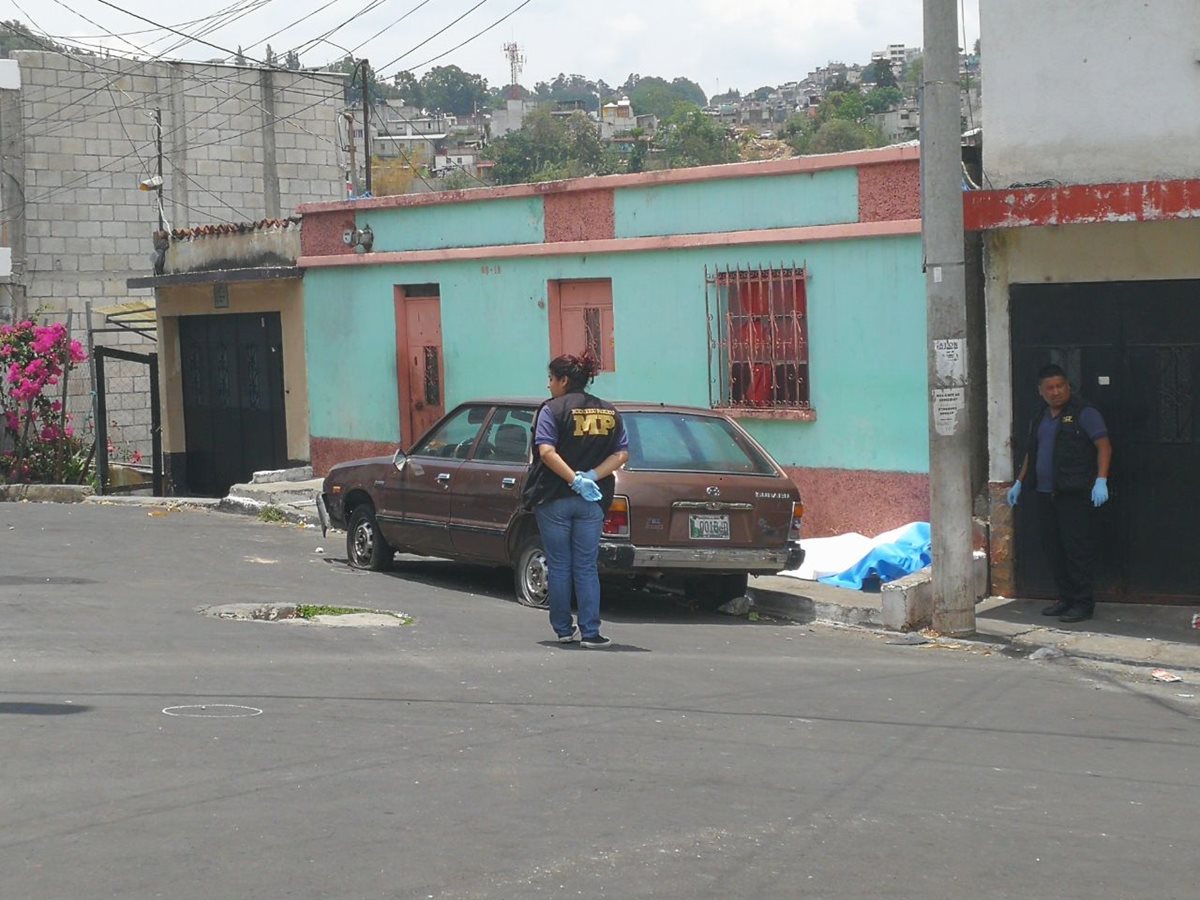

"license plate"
[689, 514, 730, 540]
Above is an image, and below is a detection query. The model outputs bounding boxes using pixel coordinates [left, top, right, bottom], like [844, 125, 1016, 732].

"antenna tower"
[503, 42, 525, 100]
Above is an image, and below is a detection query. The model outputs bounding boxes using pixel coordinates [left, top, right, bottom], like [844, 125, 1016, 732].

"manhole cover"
[162, 704, 263, 718]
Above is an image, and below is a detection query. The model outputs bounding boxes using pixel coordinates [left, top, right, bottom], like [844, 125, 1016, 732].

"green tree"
[903, 55, 924, 97]
[419, 65, 489, 116]
[864, 86, 903, 114]
[819, 90, 867, 124]
[332, 57, 401, 105]
[234, 45, 247, 66]
[284, 49, 301, 71]
[483, 108, 616, 184]
[626, 128, 647, 173]
[660, 106, 737, 168]
[393, 70, 424, 107]
[863, 59, 899, 89]
[749, 85, 775, 101]
[808, 119, 880, 154]
[624, 75, 708, 119]
[264, 44, 276, 67]
[780, 114, 815, 154]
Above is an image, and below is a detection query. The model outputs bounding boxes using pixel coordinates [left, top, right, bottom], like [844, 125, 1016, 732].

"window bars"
[706, 264, 810, 410]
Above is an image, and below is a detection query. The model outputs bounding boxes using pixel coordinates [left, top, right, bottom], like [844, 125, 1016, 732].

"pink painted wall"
[784, 467, 930, 537]
[544, 189, 615, 242]
[311, 436, 398, 476]
[858, 161, 922, 223]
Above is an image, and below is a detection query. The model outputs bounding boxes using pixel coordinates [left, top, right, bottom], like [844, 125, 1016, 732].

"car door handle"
[436, 473, 452, 485]
[501, 477, 517, 489]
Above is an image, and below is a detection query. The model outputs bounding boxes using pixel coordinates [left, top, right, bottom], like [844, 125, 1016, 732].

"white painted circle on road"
[162, 704, 264, 718]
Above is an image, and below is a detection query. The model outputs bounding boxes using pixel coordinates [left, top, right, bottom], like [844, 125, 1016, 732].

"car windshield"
[622, 412, 777, 475]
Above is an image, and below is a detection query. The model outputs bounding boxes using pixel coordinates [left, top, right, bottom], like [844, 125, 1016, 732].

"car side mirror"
[393, 448, 408, 471]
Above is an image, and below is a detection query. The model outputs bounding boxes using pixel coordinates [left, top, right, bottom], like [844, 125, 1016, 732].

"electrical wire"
[372, 0, 492, 75]
[383, 0, 537, 77]
[345, 0, 436, 57]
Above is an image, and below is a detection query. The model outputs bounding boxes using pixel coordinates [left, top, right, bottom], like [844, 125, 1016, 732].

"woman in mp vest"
[522, 353, 629, 648]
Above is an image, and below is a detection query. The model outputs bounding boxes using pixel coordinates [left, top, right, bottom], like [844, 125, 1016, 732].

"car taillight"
[789, 501, 804, 542]
[603, 496, 630, 538]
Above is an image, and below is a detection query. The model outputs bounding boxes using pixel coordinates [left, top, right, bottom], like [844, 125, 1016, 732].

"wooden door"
[395, 289, 445, 449]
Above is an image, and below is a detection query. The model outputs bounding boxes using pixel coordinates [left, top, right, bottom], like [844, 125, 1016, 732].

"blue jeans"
[533, 494, 605, 638]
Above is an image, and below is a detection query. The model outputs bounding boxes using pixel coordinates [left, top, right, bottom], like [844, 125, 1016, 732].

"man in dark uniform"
[1007, 364, 1112, 623]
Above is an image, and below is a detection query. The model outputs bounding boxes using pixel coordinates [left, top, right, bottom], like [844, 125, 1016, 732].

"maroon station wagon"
[317, 400, 805, 610]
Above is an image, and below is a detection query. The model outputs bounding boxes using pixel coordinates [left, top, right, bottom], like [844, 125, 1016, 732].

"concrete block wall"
[6, 51, 346, 460]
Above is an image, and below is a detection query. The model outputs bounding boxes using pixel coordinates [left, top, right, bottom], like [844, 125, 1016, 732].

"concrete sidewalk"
[748, 574, 1200, 673]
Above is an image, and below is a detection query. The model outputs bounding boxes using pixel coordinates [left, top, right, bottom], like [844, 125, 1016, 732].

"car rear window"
[622, 412, 777, 475]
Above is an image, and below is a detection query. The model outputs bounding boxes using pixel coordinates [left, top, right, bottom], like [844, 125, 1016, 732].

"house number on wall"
[480, 264, 502, 275]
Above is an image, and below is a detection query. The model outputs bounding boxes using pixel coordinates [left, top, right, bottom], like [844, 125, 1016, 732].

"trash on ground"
[315, 547, 325, 554]
[716, 596, 752, 616]
[887, 632, 930, 645]
[1029, 646, 1065, 661]
[1151, 669, 1183, 683]
[1191, 613, 1200, 630]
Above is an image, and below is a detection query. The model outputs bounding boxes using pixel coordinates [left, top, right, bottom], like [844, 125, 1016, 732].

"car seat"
[493, 423, 530, 463]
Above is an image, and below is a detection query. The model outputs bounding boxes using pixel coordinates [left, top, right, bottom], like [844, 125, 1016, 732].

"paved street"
[2, 504, 1199, 899]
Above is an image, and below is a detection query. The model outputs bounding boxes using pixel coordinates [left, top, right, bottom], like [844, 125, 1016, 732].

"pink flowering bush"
[0, 319, 92, 484]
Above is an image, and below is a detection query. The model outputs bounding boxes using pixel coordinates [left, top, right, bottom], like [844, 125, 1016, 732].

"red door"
[395, 289, 445, 449]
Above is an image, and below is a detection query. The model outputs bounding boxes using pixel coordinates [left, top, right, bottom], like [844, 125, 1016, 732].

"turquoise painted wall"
[304, 235, 929, 473]
[614, 170, 860, 238]
[363, 196, 544, 252]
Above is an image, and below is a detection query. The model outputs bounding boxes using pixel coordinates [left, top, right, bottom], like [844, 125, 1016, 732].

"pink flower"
[51, 400, 62, 412]
[68, 340, 86, 363]
[40, 425, 59, 441]
[64, 425, 73, 438]
[131, 450, 143, 463]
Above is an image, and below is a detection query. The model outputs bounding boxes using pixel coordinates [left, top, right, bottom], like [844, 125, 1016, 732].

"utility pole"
[360, 58, 372, 195]
[154, 107, 164, 231]
[343, 110, 357, 196]
[922, 0, 975, 635]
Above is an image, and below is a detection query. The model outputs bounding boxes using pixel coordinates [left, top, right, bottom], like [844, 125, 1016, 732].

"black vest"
[522, 391, 623, 511]
[1025, 395, 1099, 493]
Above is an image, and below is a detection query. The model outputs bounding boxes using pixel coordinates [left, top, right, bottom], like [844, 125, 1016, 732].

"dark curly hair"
[548, 352, 601, 391]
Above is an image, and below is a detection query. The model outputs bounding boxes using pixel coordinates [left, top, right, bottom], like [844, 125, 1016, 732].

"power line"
[383, 0, 537, 77]
[346, 0, 437, 57]
[373, 0, 492, 75]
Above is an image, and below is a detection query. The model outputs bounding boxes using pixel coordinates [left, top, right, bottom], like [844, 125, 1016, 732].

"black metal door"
[1011, 281, 1200, 603]
[179, 313, 288, 497]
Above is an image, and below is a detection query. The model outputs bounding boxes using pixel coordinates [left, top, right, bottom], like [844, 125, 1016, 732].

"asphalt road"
[2, 503, 1199, 900]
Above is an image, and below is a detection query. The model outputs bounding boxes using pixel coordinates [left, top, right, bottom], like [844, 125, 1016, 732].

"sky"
[16, 0, 981, 97]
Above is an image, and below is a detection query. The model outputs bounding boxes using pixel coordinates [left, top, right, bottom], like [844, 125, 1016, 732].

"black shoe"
[1041, 600, 1072, 617]
[1059, 606, 1094, 624]
[580, 634, 612, 649]
[557, 627, 580, 644]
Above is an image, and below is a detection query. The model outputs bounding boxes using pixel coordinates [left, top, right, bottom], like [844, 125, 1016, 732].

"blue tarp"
[817, 522, 932, 590]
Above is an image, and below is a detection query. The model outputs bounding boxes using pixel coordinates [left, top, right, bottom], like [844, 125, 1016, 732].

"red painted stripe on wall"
[964, 178, 1200, 230]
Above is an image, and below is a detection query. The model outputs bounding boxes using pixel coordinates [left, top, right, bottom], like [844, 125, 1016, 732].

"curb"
[1, 483, 94, 503]
[747, 585, 883, 628]
[220, 495, 320, 527]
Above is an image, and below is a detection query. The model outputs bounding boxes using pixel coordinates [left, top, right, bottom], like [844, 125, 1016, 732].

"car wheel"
[687, 573, 750, 611]
[346, 505, 394, 572]
[514, 534, 550, 608]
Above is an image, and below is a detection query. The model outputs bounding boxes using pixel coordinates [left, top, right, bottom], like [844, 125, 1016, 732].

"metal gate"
[178, 313, 287, 497]
[1011, 280, 1200, 603]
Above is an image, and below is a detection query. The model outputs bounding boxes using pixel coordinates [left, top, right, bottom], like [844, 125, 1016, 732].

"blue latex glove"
[582, 469, 599, 482]
[571, 473, 602, 503]
[1091, 477, 1109, 508]
[1006, 480, 1021, 507]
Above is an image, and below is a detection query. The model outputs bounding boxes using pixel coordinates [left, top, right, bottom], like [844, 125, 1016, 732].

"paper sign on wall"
[932, 387, 966, 436]
[933, 339, 967, 383]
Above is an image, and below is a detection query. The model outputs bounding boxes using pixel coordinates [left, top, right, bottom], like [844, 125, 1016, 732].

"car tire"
[346, 505, 394, 572]
[687, 573, 750, 611]
[514, 534, 550, 609]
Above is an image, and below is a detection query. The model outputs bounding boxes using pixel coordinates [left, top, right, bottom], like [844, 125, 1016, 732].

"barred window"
[708, 265, 809, 410]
